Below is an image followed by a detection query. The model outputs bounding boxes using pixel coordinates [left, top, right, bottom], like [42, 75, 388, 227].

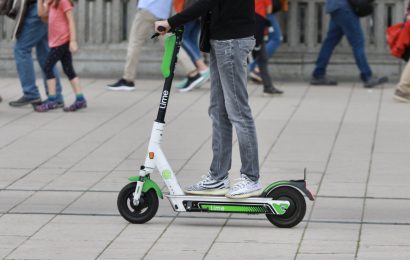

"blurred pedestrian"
[250, 0, 287, 83]
[35, 0, 86, 112]
[394, 62, 410, 102]
[106, 0, 174, 91]
[9, 0, 64, 108]
[173, 0, 210, 92]
[311, 0, 388, 88]
[252, 0, 283, 95]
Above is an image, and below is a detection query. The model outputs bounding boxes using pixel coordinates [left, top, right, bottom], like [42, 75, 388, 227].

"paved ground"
[0, 77, 409, 260]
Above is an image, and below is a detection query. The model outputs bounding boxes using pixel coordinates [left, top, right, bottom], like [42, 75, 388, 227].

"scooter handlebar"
[151, 26, 166, 39]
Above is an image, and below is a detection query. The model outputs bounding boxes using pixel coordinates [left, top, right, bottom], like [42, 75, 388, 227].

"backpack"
[0, 0, 13, 15]
[348, 0, 375, 17]
[386, 13, 410, 61]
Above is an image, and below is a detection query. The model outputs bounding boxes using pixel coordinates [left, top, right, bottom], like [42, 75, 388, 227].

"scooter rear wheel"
[265, 186, 306, 228]
[117, 182, 159, 224]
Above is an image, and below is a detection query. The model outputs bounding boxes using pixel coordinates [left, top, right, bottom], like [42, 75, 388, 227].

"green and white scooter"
[117, 27, 314, 228]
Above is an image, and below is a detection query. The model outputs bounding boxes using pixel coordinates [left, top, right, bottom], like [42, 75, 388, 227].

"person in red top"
[255, 0, 271, 17]
[36, 0, 87, 112]
[253, 0, 283, 95]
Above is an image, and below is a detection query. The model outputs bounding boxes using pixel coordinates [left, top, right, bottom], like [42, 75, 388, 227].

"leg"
[122, 10, 157, 82]
[182, 20, 202, 65]
[255, 42, 274, 90]
[312, 17, 344, 79]
[265, 14, 282, 58]
[34, 46, 65, 112]
[44, 46, 66, 97]
[36, 34, 64, 102]
[333, 8, 372, 81]
[208, 47, 233, 180]
[397, 61, 410, 94]
[212, 38, 260, 181]
[13, 5, 48, 100]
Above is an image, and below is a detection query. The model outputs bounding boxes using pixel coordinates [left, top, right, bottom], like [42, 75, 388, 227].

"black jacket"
[168, 0, 255, 40]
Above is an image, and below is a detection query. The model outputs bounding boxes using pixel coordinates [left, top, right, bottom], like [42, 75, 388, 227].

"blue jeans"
[209, 37, 259, 181]
[181, 20, 201, 64]
[312, 7, 372, 81]
[250, 14, 282, 72]
[14, 4, 63, 101]
[265, 14, 282, 58]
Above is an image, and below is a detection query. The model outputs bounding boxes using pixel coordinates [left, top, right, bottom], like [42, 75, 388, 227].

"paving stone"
[143, 217, 226, 260]
[44, 170, 107, 191]
[0, 214, 53, 236]
[363, 199, 410, 223]
[63, 192, 118, 215]
[7, 168, 66, 190]
[6, 215, 125, 260]
[10, 191, 82, 214]
[0, 168, 30, 189]
[356, 224, 410, 260]
[310, 198, 363, 222]
[98, 217, 172, 260]
[0, 190, 34, 213]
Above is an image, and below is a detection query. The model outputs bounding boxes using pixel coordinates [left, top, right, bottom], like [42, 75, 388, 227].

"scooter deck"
[166, 194, 290, 215]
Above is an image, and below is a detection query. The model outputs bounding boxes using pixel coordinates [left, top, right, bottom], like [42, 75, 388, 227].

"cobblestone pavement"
[0, 78, 409, 260]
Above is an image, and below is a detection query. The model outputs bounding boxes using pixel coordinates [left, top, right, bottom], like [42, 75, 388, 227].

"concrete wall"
[0, 0, 407, 80]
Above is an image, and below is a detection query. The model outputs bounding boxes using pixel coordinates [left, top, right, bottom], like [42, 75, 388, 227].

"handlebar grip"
[151, 26, 167, 39]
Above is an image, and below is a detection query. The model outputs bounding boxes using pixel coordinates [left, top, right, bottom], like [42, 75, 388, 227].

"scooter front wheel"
[265, 186, 306, 228]
[117, 182, 159, 224]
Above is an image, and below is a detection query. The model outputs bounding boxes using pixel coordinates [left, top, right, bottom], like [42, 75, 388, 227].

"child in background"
[36, 0, 87, 112]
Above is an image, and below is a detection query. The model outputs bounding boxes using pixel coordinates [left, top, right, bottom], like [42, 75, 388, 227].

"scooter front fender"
[262, 180, 315, 201]
[128, 176, 163, 199]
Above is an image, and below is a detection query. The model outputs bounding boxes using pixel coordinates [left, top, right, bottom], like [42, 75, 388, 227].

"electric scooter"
[117, 27, 314, 228]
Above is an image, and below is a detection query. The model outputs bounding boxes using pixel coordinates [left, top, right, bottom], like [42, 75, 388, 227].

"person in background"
[9, 0, 64, 108]
[392, 2, 410, 103]
[156, 0, 263, 198]
[394, 62, 410, 102]
[173, 0, 210, 92]
[252, 0, 283, 95]
[250, 0, 287, 84]
[35, 0, 86, 112]
[310, 0, 388, 88]
[106, 0, 175, 91]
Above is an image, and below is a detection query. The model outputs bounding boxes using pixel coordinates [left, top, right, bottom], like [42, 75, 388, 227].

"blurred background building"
[0, 0, 408, 80]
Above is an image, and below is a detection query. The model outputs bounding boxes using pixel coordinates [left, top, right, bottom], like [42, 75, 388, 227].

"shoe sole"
[393, 95, 410, 103]
[225, 189, 263, 199]
[175, 79, 188, 89]
[184, 188, 229, 196]
[106, 86, 135, 91]
[310, 82, 338, 86]
[179, 77, 205, 92]
[9, 100, 42, 107]
[263, 92, 283, 96]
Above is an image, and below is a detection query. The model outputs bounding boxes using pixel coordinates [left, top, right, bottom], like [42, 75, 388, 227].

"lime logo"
[209, 205, 225, 211]
[162, 170, 172, 180]
[272, 203, 289, 215]
[201, 205, 225, 211]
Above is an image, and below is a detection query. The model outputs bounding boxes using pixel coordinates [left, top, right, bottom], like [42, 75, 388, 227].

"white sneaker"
[185, 173, 230, 195]
[225, 174, 262, 199]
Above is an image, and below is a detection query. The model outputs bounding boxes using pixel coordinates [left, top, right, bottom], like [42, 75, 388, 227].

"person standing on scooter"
[155, 0, 262, 198]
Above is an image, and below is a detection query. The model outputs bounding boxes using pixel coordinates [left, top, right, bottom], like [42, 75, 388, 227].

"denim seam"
[230, 41, 256, 179]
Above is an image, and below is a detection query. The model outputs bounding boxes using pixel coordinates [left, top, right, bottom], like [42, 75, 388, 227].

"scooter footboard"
[166, 195, 290, 215]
